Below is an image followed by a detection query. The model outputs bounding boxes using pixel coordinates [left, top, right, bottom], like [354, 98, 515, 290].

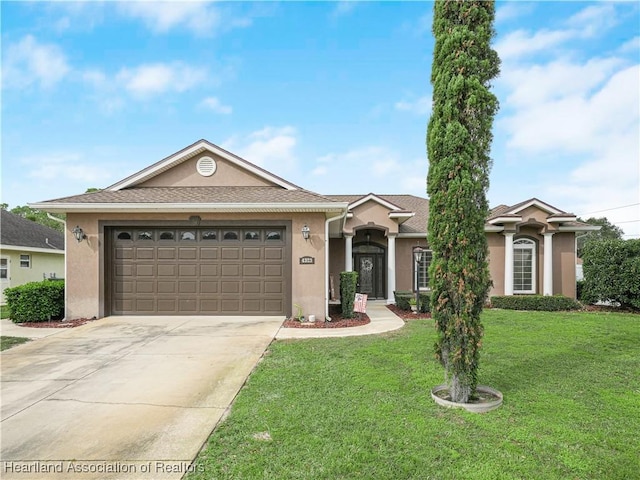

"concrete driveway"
[1, 315, 283, 479]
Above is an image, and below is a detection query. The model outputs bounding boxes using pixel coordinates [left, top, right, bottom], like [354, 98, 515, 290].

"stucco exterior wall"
[65, 211, 327, 320]
[138, 153, 274, 188]
[395, 238, 428, 292]
[328, 238, 345, 301]
[344, 202, 398, 236]
[554, 232, 577, 298]
[487, 233, 505, 297]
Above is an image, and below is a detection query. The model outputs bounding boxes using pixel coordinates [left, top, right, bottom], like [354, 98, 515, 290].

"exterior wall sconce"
[72, 226, 87, 243]
[301, 224, 310, 241]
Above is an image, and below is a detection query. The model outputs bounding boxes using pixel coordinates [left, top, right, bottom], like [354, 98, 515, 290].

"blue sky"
[2, 1, 639, 238]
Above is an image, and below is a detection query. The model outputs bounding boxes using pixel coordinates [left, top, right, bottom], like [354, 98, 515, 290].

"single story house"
[31, 139, 596, 320]
[0, 209, 65, 303]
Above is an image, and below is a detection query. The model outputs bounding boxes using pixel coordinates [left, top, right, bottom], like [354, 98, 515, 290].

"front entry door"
[355, 253, 385, 299]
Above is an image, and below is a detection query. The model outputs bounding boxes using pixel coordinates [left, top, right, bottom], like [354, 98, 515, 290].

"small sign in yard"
[354, 293, 368, 314]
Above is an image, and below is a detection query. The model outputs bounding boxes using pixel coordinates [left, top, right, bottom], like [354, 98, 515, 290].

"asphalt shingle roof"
[37, 186, 341, 205]
[1, 210, 64, 250]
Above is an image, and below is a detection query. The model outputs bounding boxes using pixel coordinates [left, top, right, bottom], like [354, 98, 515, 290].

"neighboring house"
[0, 210, 65, 303]
[31, 139, 597, 320]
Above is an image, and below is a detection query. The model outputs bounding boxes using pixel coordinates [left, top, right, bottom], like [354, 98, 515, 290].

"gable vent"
[196, 156, 217, 177]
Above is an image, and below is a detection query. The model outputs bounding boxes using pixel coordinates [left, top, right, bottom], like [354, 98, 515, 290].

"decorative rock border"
[431, 384, 503, 413]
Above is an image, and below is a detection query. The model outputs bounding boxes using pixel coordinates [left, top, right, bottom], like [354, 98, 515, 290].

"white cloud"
[331, 1, 357, 18]
[116, 63, 207, 98]
[25, 152, 113, 184]
[566, 4, 618, 37]
[499, 57, 625, 110]
[495, 3, 535, 24]
[495, 4, 620, 62]
[500, 63, 638, 154]
[495, 29, 575, 61]
[222, 126, 298, 174]
[117, 1, 251, 36]
[2, 35, 70, 89]
[305, 147, 428, 196]
[395, 95, 431, 116]
[200, 97, 232, 114]
[619, 36, 640, 54]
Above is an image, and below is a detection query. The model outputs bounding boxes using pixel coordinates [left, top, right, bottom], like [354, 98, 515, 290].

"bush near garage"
[4, 280, 65, 323]
[490, 295, 582, 311]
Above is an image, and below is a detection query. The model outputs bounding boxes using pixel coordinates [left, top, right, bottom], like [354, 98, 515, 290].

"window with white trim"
[414, 249, 433, 290]
[0, 258, 7, 279]
[20, 254, 31, 268]
[513, 238, 535, 294]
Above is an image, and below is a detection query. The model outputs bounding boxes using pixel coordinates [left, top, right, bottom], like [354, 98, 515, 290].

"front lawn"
[1, 336, 30, 351]
[1, 304, 10, 319]
[188, 310, 639, 480]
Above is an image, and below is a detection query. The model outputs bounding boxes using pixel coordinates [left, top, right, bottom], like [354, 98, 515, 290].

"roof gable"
[505, 198, 566, 216]
[0, 210, 64, 250]
[108, 139, 300, 191]
[348, 193, 404, 211]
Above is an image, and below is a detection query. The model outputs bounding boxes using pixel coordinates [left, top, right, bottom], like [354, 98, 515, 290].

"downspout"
[47, 213, 67, 320]
[325, 210, 348, 320]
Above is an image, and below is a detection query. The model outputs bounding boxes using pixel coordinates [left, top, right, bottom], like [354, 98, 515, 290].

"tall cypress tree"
[427, 0, 500, 403]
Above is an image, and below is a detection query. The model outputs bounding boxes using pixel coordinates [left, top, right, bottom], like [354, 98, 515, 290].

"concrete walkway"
[275, 301, 405, 340]
[1, 318, 68, 339]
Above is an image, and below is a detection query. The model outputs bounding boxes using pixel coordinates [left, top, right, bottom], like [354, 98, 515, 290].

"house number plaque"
[300, 256, 315, 265]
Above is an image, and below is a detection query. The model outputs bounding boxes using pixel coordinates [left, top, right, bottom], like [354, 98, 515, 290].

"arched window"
[513, 238, 536, 294]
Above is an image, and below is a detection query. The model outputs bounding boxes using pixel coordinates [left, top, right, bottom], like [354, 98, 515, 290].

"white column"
[504, 232, 514, 295]
[386, 234, 396, 304]
[344, 234, 353, 272]
[543, 232, 554, 296]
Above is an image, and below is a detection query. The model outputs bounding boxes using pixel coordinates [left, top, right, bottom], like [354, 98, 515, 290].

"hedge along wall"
[491, 295, 582, 311]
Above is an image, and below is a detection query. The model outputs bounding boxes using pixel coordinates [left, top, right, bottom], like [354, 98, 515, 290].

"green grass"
[1, 336, 30, 351]
[1, 304, 10, 319]
[187, 310, 640, 480]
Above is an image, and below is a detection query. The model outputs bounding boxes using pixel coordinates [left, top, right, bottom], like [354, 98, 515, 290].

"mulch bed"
[282, 304, 370, 328]
[15, 318, 95, 328]
[281, 303, 433, 328]
[386, 304, 432, 320]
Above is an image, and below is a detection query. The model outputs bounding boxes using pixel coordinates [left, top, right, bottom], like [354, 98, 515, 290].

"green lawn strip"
[187, 311, 639, 480]
[1, 304, 11, 319]
[1, 336, 30, 351]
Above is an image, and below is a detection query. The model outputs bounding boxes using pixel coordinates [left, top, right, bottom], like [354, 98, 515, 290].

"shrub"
[576, 280, 585, 302]
[581, 239, 640, 310]
[393, 291, 432, 313]
[340, 272, 359, 319]
[4, 280, 65, 323]
[490, 295, 582, 311]
[394, 291, 413, 311]
[418, 292, 432, 313]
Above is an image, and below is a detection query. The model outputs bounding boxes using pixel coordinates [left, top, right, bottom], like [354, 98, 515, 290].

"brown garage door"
[110, 227, 288, 315]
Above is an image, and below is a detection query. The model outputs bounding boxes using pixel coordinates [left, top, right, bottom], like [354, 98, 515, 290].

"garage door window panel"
[202, 230, 218, 240]
[137, 231, 154, 241]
